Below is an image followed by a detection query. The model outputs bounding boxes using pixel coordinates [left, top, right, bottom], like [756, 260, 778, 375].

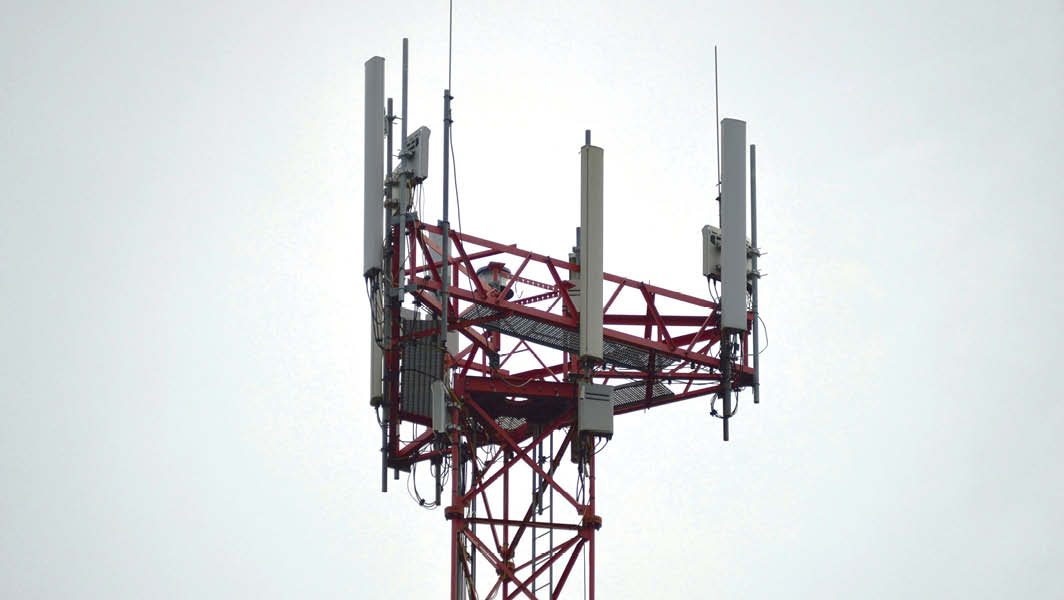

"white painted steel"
[702, 224, 753, 279]
[363, 57, 385, 276]
[577, 383, 614, 438]
[403, 126, 431, 183]
[720, 118, 747, 331]
[579, 145, 604, 361]
[431, 380, 447, 433]
[370, 330, 383, 405]
[702, 224, 722, 277]
[447, 330, 459, 357]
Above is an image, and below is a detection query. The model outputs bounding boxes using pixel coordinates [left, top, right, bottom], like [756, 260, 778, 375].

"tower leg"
[589, 450, 596, 600]
[449, 392, 463, 600]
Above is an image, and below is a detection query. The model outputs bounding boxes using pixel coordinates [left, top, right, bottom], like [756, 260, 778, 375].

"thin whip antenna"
[448, 0, 453, 89]
[714, 45, 720, 190]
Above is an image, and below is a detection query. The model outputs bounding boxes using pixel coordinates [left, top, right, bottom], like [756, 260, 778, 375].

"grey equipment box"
[577, 383, 614, 439]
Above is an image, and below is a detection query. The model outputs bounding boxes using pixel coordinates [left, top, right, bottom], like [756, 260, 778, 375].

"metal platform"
[611, 381, 676, 410]
[462, 305, 678, 371]
[484, 382, 675, 433]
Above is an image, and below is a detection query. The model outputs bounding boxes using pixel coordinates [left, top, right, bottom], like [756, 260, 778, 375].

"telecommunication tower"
[364, 39, 764, 599]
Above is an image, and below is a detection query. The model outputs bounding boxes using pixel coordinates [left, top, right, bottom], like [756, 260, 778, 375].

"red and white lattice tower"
[364, 40, 762, 600]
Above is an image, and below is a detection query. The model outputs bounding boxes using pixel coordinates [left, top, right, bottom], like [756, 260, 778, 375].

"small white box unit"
[577, 383, 614, 439]
[403, 126, 431, 183]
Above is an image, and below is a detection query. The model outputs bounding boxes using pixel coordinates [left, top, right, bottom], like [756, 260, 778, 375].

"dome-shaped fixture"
[475, 263, 515, 300]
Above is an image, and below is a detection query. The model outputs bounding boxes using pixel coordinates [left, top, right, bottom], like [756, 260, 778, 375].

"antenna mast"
[360, 32, 766, 600]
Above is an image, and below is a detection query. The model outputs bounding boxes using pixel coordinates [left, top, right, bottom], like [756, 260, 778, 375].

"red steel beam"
[551, 539, 586, 600]
[462, 376, 576, 402]
[466, 398, 583, 511]
[418, 220, 725, 316]
[459, 414, 570, 504]
[412, 275, 729, 370]
[613, 384, 722, 415]
[468, 517, 581, 532]
[392, 221, 756, 600]
[505, 536, 581, 600]
[603, 314, 713, 327]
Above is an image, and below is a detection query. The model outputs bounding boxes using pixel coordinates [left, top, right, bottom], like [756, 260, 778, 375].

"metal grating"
[495, 416, 526, 431]
[485, 384, 673, 434]
[400, 318, 443, 418]
[463, 305, 677, 371]
[611, 381, 675, 409]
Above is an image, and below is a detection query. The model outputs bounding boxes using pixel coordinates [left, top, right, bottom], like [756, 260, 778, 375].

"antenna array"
[362, 39, 764, 600]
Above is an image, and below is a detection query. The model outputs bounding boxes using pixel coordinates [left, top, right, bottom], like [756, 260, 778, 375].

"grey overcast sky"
[2, 1, 1062, 598]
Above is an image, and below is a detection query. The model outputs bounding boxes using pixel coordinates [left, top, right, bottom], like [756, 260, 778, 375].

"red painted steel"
[379, 219, 754, 598]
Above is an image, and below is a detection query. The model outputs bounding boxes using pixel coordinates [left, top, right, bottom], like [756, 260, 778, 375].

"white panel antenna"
[363, 57, 385, 277]
[719, 118, 747, 331]
[431, 380, 449, 433]
[370, 331, 383, 406]
[579, 141, 604, 361]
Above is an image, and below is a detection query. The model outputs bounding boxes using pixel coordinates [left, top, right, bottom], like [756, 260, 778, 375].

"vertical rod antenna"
[714, 46, 720, 191]
[750, 144, 759, 404]
[402, 38, 409, 143]
[448, 0, 453, 90]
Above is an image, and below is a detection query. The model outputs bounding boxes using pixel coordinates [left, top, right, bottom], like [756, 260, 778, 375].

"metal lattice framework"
[374, 218, 755, 599]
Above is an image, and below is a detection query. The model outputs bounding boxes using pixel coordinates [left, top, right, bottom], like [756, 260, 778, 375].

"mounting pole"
[396, 38, 410, 294]
[750, 144, 759, 404]
[386, 98, 394, 174]
[391, 38, 411, 481]
[589, 448, 597, 600]
[384, 98, 394, 486]
[440, 87, 461, 599]
[722, 337, 730, 441]
[440, 89, 452, 351]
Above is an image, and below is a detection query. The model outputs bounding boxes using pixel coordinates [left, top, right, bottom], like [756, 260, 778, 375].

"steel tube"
[386, 98, 393, 175]
[750, 144, 759, 404]
[440, 89, 452, 351]
[401, 38, 408, 142]
[723, 335, 730, 441]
